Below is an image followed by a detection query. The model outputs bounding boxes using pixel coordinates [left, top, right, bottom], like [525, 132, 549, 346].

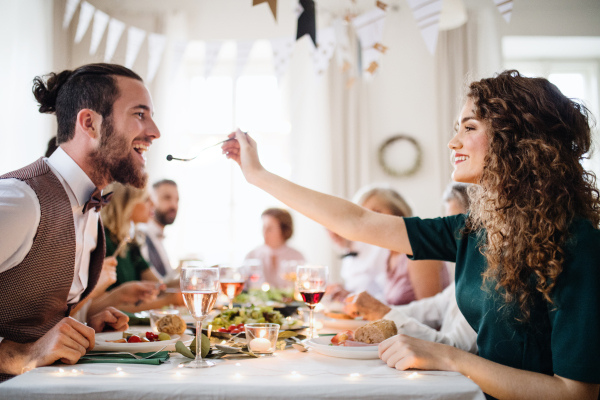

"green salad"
[234, 288, 295, 305]
[210, 306, 287, 330]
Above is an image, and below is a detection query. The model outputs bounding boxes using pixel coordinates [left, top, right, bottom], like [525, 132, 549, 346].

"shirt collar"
[46, 147, 96, 207]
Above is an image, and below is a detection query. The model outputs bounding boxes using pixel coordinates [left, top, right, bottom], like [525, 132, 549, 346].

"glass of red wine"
[219, 264, 248, 309]
[180, 261, 220, 368]
[296, 265, 328, 339]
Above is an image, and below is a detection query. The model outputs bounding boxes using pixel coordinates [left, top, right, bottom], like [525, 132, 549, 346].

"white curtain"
[0, 0, 54, 174]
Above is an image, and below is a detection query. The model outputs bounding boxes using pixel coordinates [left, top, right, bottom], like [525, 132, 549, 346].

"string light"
[175, 372, 181, 376]
[407, 372, 419, 379]
[178, 364, 185, 368]
[350, 373, 360, 377]
[116, 367, 122, 372]
[234, 373, 241, 378]
[118, 371, 125, 376]
[58, 369, 64, 373]
[235, 363, 241, 366]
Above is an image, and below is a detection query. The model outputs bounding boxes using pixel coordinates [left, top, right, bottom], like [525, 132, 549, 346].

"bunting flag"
[311, 27, 337, 79]
[147, 33, 167, 83]
[253, 0, 277, 20]
[235, 41, 255, 80]
[63, 0, 81, 29]
[89, 9, 109, 55]
[169, 39, 188, 80]
[352, 7, 387, 75]
[407, 0, 442, 55]
[296, 0, 316, 47]
[493, 0, 513, 23]
[104, 18, 126, 62]
[74, 1, 95, 44]
[125, 26, 147, 69]
[204, 41, 223, 79]
[270, 36, 295, 82]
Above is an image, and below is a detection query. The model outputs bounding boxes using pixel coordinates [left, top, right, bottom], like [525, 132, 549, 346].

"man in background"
[142, 179, 179, 279]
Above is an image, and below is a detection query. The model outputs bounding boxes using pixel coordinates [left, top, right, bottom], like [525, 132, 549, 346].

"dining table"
[0, 328, 485, 400]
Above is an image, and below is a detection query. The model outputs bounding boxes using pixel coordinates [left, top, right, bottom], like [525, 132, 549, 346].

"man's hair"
[32, 63, 143, 145]
[45, 136, 58, 158]
[153, 179, 178, 190]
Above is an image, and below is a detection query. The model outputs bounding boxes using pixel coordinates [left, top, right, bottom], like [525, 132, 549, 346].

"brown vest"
[0, 158, 105, 344]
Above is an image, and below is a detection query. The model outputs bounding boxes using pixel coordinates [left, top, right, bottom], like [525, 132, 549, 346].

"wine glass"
[219, 264, 248, 309]
[296, 265, 328, 339]
[244, 258, 263, 289]
[180, 261, 220, 368]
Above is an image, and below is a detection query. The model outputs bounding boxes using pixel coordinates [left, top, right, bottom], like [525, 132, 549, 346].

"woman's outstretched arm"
[222, 130, 413, 255]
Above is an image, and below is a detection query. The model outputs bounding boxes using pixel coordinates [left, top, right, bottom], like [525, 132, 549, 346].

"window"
[160, 40, 291, 266]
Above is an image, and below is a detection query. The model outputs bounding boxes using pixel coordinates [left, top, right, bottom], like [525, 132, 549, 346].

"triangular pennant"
[63, 0, 81, 29]
[352, 7, 387, 74]
[296, 0, 316, 47]
[89, 9, 109, 55]
[270, 36, 295, 82]
[147, 33, 167, 83]
[235, 41, 255, 80]
[104, 18, 126, 62]
[74, 1, 95, 44]
[125, 26, 147, 69]
[493, 0, 513, 23]
[253, 0, 277, 20]
[204, 41, 223, 79]
[407, 0, 442, 55]
[311, 27, 337, 80]
[169, 39, 188, 80]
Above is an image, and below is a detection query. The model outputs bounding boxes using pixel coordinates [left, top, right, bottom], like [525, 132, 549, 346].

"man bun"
[32, 70, 73, 114]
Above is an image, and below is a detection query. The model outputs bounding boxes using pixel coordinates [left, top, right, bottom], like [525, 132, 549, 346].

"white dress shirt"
[339, 241, 388, 301]
[140, 219, 173, 278]
[383, 283, 478, 353]
[0, 147, 99, 305]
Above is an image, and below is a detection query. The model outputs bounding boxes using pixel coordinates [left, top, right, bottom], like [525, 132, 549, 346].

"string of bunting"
[63, 0, 514, 85]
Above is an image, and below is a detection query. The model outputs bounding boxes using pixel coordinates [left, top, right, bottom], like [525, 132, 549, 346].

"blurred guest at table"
[345, 182, 476, 353]
[99, 182, 183, 312]
[328, 186, 449, 305]
[0, 63, 159, 379]
[245, 208, 305, 288]
[140, 179, 179, 279]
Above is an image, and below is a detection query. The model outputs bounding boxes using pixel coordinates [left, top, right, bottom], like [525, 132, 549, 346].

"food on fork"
[354, 319, 397, 344]
[156, 314, 187, 335]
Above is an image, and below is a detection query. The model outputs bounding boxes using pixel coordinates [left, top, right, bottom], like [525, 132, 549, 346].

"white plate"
[94, 331, 191, 352]
[321, 318, 369, 330]
[304, 336, 380, 359]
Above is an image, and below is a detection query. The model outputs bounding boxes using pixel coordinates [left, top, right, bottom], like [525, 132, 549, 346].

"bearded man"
[0, 64, 160, 380]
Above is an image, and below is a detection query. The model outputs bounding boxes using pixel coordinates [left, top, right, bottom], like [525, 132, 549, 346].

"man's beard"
[89, 116, 148, 188]
[155, 208, 177, 226]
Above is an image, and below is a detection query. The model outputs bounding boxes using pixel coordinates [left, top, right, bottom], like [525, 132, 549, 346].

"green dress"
[105, 227, 150, 290]
[404, 214, 600, 386]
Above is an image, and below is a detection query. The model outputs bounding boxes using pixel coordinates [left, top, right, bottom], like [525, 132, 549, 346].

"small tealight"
[245, 323, 279, 356]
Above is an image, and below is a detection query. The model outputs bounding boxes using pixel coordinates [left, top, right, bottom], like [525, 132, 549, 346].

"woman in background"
[329, 186, 449, 305]
[245, 208, 305, 289]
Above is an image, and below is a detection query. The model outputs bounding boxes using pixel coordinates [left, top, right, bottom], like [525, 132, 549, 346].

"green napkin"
[121, 311, 150, 326]
[78, 351, 169, 365]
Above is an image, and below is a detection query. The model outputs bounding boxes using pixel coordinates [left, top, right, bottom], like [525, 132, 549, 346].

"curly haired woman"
[222, 71, 600, 399]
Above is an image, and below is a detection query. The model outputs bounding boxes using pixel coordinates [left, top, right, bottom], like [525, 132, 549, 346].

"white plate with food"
[94, 331, 191, 352]
[304, 336, 380, 359]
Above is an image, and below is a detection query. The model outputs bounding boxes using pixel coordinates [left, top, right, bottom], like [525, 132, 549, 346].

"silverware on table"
[84, 345, 167, 360]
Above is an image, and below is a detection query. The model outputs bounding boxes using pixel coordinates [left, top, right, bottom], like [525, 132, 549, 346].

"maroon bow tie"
[82, 188, 113, 214]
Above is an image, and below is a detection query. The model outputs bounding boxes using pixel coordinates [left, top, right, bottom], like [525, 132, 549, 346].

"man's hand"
[89, 257, 118, 298]
[0, 317, 96, 374]
[88, 307, 129, 332]
[344, 291, 391, 320]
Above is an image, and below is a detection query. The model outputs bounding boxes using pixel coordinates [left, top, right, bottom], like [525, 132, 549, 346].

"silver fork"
[85, 345, 167, 360]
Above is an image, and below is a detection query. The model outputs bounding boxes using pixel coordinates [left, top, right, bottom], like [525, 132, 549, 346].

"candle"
[249, 337, 271, 352]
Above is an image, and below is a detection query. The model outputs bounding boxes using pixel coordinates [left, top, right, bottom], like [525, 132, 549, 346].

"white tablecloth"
[0, 346, 485, 400]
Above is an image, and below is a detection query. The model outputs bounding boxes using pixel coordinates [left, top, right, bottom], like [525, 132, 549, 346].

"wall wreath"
[377, 135, 423, 177]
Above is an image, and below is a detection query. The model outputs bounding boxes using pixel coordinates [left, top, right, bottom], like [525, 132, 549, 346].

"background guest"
[141, 179, 179, 279]
[345, 182, 476, 353]
[245, 208, 305, 288]
[328, 186, 449, 305]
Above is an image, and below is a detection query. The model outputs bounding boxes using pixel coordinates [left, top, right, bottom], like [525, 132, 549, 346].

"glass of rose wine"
[219, 264, 248, 309]
[180, 262, 220, 368]
[296, 265, 328, 339]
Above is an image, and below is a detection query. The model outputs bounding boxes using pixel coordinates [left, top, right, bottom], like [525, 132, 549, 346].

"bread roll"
[354, 319, 397, 344]
[156, 314, 187, 335]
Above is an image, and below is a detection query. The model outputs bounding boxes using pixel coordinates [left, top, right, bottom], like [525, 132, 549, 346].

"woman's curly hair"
[465, 70, 600, 321]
